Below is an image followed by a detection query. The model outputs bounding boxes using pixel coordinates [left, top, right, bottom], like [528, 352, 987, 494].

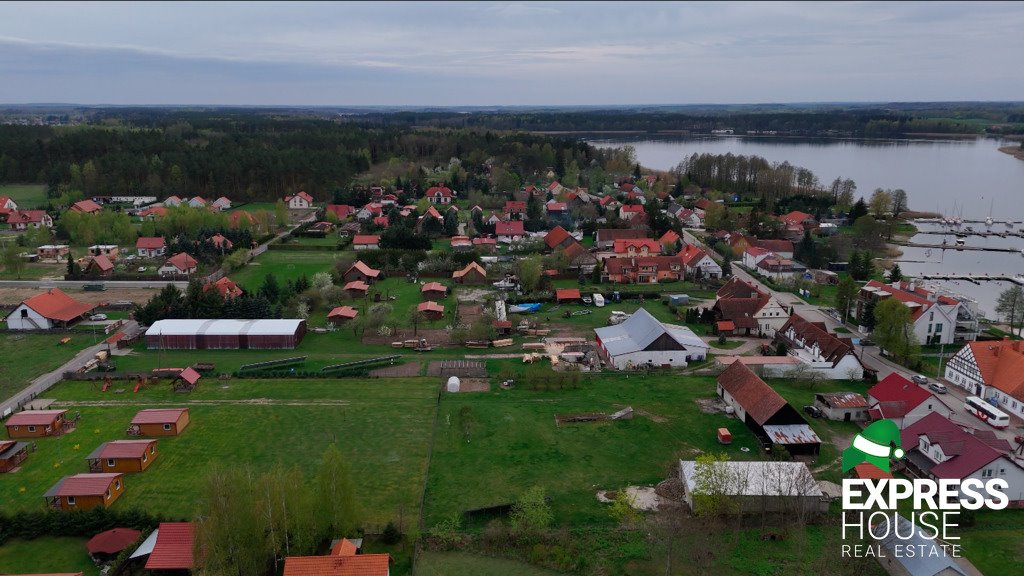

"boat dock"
[914, 230, 1024, 239]
[898, 241, 1021, 254]
[912, 273, 1024, 286]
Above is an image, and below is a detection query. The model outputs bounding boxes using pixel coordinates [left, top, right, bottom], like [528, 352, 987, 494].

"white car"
[89, 314, 108, 321]
[137, 266, 147, 273]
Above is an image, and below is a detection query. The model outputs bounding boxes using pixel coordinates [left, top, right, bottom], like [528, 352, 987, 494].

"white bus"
[964, 396, 1010, 429]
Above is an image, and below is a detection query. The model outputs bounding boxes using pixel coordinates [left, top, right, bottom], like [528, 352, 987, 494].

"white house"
[945, 338, 1024, 420]
[901, 412, 1024, 505]
[5, 288, 95, 330]
[775, 313, 864, 379]
[6, 210, 52, 230]
[594, 308, 709, 369]
[856, 280, 977, 345]
[352, 235, 380, 250]
[742, 246, 773, 269]
[285, 191, 314, 209]
[211, 197, 231, 211]
[679, 245, 722, 279]
[163, 196, 182, 207]
[425, 185, 454, 205]
[135, 237, 167, 258]
[187, 196, 207, 208]
[866, 373, 952, 429]
[158, 252, 198, 277]
[0, 195, 18, 210]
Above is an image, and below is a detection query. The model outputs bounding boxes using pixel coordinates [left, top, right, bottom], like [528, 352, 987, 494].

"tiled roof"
[15, 289, 95, 322]
[961, 340, 1024, 401]
[421, 282, 447, 293]
[5, 409, 65, 426]
[867, 374, 933, 415]
[131, 408, 187, 425]
[453, 262, 487, 279]
[417, 301, 444, 314]
[165, 252, 197, 271]
[283, 554, 390, 576]
[145, 522, 194, 570]
[353, 235, 380, 245]
[343, 280, 369, 292]
[717, 360, 788, 425]
[45, 473, 121, 497]
[556, 288, 581, 300]
[135, 237, 165, 249]
[713, 297, 764, 330]
[347, 261, 381, 278]
[717, 277, 767, 300]
[87, 440, 155, 460]
[753, 239, 794, 253]
[613, 238, 661, 253]
[544, 226, 572, 250]
[426, 185, 453, 197]
[327, 306, 358, 320]
[778, 313, 857, 367]
[71, 199, 103, 213]
[89, 255, 114, 272]
[495, 220, 525, 236]
[902, 412, 1013, 480]
[602, 255, 684, 275]
[595, 228, 646, 243]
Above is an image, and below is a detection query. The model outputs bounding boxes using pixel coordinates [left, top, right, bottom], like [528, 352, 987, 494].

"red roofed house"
[163, 196, 182, 207]
[204, 276, 243, 299]
[342, 261, 381, 284]
[417, 301, 444, 320]
[283, 551, 390, 576]
[211, 196, 232, 211]
[44, 473, 125, 511]
[543, 226, 574, 252]
[601, 256, 685, 284]
[450, 235, 472, 252]
[327, 306, 358, 326]
[556, 288, 581, 303]
[285, 191, 314, 209]
[546, 201, 568, 215]
[0, 195, 17, 210]
[5, 288, 95, 330]
[945, 338, 1024, 420]
[145, 522, 195, 571]
[426, 184, 454, 205]
[421, 282, 448, 301]
[495, 220, 525, 242]
[619, 204, 644, 221]
[775, 313, 864, 380]
[679, 244, 722, 279]
[504, 200, 527, 219]
[866, 373, 952, 428]
[86, 440, 158, 473]
[753, 239, 795, 259]
[129, 408, 190, 436]
[742, 246, 774, 269]
[613, 238, 662, 256]
[85, 255, 114, 276]
[712, 278, 790, 337]
[208, 233, 233, 251]
[716, 360, 821, 456]
[595, 228, 647, 250]
[158, 252, 198, 277]
[901, 412, 1024, 503]
[71, 199, 103, 214]
[452, 262, 488, 285]
[7, 209, 53, 230]
[0, 439, 29, 472]
[373, 216, 390, 228]
[187, 196, 207, 209]
[856, 280, 975, 345]
[472, 237, 497, 253]
[325, 204, 354, 220]
[659, 230, 681, 250]
[344, 280, 369, 297]
[5, 409, 68, 439]
[136, 237, 166, 258]
[353, 235, 380, 250]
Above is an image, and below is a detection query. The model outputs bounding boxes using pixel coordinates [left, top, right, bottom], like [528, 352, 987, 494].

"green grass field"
[0, 537, 99, 576]
[0, 378, 438, 529]
[0, 183, 48, 208]
[232, 250, 343, 291]
[0, 333, 94, 402]
[0, 259, 67, 280]
[417, 552, 561, 575]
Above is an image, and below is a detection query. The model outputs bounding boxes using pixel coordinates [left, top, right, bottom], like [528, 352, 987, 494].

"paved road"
[0, 279, 189, 289]
[0, 321, 140, 418]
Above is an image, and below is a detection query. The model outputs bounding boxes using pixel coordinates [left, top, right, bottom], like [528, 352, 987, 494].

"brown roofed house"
[452, 261, 487, 284]
[417, 301, 445, 320]
[343, 261, 381, 284]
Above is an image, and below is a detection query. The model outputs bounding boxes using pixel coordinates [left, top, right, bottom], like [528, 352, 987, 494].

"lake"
[589, 135, 1024, 317]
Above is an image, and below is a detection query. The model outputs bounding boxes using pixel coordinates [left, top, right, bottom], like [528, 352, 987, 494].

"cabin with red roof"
[417, 301, 445, 320]
[85, 255, 114, 276]
[158, 252, 198, 277]
[285, 191, 314, 209]
[44, 473, 125, 511]
[472, 237, 497, 253]
[452, 262, 487, 285]
[327, 306, 358, 326]
[866, 373, 952, 428]
[145, 522, 195, 572]
[129, 408, 190, 436]
[421, 282, 448, 301]
[353, 235, 380, 250]
[5, 409, 69, 439]
[946, 337, 1024, 420]
[86, 440, 158, 473]
[426, 184, 454, 205]
[342, 261, 381, 285]
[136, 236, 166, 258]
[556, 288, 581, 303]
[344, 280, 369, 297]
[0, 439, 29, 472]
[70, 199, 103, 214]
[5, 288, 95, 330]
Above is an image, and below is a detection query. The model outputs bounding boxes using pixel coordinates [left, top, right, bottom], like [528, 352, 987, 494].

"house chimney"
[908, 281, 916, 292]
[891, 281, 901, 289]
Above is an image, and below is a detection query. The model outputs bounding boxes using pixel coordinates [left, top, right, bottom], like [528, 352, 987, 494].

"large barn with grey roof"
[594, 308, 708, 369]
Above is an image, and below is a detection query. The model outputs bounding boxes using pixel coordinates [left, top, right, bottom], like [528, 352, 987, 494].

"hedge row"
[0, 508, 166, 545]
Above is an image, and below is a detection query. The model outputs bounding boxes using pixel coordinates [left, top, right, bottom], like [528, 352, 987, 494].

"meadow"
[0, 333, 95, 402]
[0, 183, 48, 208]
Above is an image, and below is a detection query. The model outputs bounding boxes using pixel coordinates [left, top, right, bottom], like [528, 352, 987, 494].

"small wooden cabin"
[44, 473, 125, 511]
[0, 440, 29, 472]
[129, 408, 190, 436]
[5, 409, 67, 439]
[87, 440, 158, 473]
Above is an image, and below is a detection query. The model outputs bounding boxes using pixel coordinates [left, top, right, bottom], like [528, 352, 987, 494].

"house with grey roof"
[593, 308, 708, 369]
[871, 514, 978, 576]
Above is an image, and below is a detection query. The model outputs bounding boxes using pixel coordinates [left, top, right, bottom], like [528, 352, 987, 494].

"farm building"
[417, 301, 445, 320]
[5, 409, 68, 439]
[5, 288, 95, 330]
[678, 460, 827, 515]
[327, 306, 358, 325]
[0, 440, 29, 472]
[129, 408, 190, 436]
[814, 392, 869, 421]
[343, 261, 381, 284]
[453, 261, 488, 284]
[344, 280, 370, 297]
[556, 288, 582, 303]
[86, 440, 158, 473]
[716, 360, 821, 456]
[145, 319, 307, 349]
[594, 308, 708, 369]
[144, 522, 195, 572]
[44, 473, 125, 511]
[421, 282, 448, 300]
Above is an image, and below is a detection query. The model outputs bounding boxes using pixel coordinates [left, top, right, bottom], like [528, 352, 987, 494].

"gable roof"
[594, 308, 705, 357]
[679, 244, 711, 267]
[88, 255, 114, 272]
[71, 199, 103, 213]
[5, 409, 66, 426]
[164, 252, 197, 272]
[352, 235, 380, 245]
[778, 313, 857, 367]
[717, 277, 767, 300]
[283, 554, 391, 576]
[613, 238, 661, 253]
[131, 408, 188, 425]
[7, 209, 50, 225]
[145, 522, 194, 570]
[325, 204, 354, 219]
[86, 440, 155, 461]
[753, 239, 794, 253]
[602, 255, 684, 275]
[596, 228, 647, 243]
[659, 230, 681, 245]
[453, 261, 487, 279]
[426, 185, 453, 197]
[204, 276, 243, 299]
[135, 236, 165, 249]
[862, 280, 958, 320]
[343, 280, 369, 292]
[495, 220, 525, 236]
[962, 339, 1024, 400]
[421, 282, 447, 294]
[901, 412, 1013, 480]
[544, 226, 572, 250]
[44, 473, 122, 498]
[327, 306, 358, 320]
[417, 301, 444, 314]
[712, 297, 765, 330]
[716, 360, 787, 425]
[867, 374, 935, 417]
[346, 261, 381, 279]
[11, 289, 94, 322]
[779, 210, 813, 226]
[286, 191, 314, 203]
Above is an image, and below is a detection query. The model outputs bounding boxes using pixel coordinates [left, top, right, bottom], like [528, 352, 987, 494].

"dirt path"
[52, 398, 355, 407]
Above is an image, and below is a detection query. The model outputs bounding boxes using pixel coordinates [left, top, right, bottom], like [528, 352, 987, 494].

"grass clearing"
[0, 378, 439, 529]
[417, 552, 561, 575]
[0, 183, 48, 208]
[0, 537, 98, 576]
[233, 249, 343, 291]
[0, 333, 94, 401]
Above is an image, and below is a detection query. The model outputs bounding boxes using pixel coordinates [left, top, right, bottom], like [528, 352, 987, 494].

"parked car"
[137, 266, 147, 273]
[911, 375, 929, 386]
[859, 338, 876, 347]
[89, 314, 108, 321]
[803, 405, 823, 418]
[928, 382, 948, 394]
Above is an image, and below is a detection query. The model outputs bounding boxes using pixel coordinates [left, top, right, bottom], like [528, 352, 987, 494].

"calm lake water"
[589, 135, 1024, 317]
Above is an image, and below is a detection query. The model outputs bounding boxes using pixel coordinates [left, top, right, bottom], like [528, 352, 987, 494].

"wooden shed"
[327, 306, 359, 325]
[44, 473, 125, 511]
[5, 409, 67, 439]
[344, 280, 370, 297]
[129, 408, 190, 436]
[452, 262, 487, 285]
[0, 440, 29, 472]
[417, 301, 445, 321]
[421, 282, 448, 301]
[87, 440, 158, 473]
[555, 288, 582, 303]
[342, 261, 381, 284]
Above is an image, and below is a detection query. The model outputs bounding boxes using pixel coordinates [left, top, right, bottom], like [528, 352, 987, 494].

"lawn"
[552, 278, 718, 299]
[0, 259, 67, 280]
[0, 378, 439, 530]
[0, 333, 95, 402]
[0, 183, 48, 208]
[281, 235, 344, 248]
[0, 537, 99, 576]
[417, 552, 562, 575]
[233, 249, 344, 291]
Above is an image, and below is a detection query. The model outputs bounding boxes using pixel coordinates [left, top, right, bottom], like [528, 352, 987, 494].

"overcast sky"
[1, 1, 1021, 106]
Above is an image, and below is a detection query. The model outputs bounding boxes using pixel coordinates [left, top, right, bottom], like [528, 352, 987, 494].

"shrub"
[381, 521, 402, 545]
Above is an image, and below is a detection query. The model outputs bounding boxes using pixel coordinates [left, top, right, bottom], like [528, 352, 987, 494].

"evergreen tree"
[259, 273, 281, 303]
[888, 264, 903, 283]
[849, 198, 869, 222]
[721, 258, 732, 278]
